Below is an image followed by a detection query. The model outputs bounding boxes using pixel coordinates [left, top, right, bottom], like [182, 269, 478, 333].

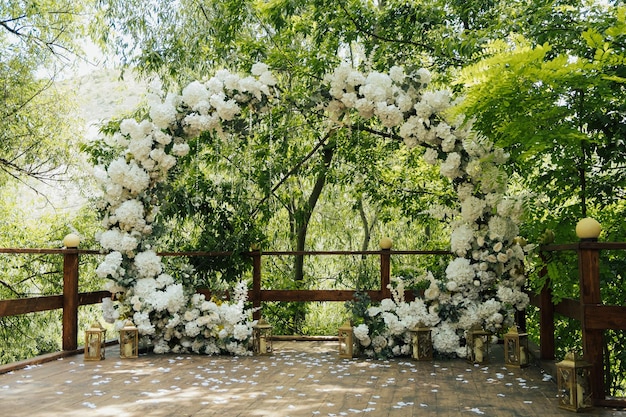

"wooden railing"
[529, 241, 626, 407]
[192, 249, 450, 321]
[3, 243, 625, 407]
[0, 247, 449, 352]
[0, 248, 108, 352]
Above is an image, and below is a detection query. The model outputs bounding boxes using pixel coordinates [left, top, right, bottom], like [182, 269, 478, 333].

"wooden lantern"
[84, 322, 106, 361]
[338, 321, 354, 358]
[504, 325, 529, 368]
[409, 324, 433, 361]
[466, 327, 490, 364]
[253, 318, 273, 355]
[556, 351, 593, 412]
[119, 320, 139, 359]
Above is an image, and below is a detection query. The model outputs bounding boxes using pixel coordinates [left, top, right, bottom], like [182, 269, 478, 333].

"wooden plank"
[0, 291, 111, 318]
[539, 280, 555, 360]
[0, 295, 63, 316]
[0, 349, 81, 375]
[259, 289, 373, 302]
[584, 305, 626, 330]
[63, 252, 80, 351]
[554, 297, 583, 319]
[0, 248, 101, 255]
[78, 290, 111, 305]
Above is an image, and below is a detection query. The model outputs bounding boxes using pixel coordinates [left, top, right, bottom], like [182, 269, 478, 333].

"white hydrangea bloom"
[446, 257, 476, 286]
[360, 72, 393, 103]
[440, 152, 463, 179]
[114, 199, 146, 232]
[450, 223, 475, 256]
[96, 251, 124, 279]
[182, 81, 210, 110]
[460, 196, 487, 223]
[133, 250, 163, 279]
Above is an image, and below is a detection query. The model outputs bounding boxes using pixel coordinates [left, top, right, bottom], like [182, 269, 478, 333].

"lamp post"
[575, 218, 601, 241]
[63, 233, 80, 248]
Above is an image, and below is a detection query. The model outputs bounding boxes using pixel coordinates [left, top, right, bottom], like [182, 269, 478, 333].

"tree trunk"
[290, 144, 334, 333]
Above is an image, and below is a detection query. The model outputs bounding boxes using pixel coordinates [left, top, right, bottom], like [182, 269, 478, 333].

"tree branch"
[251, 127, 338, 216]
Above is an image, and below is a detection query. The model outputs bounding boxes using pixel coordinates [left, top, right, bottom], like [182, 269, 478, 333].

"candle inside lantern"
[260, 336, 266, 353]
[124, 343, 133, 357]
[577, 384, 584, 407]
[520, 346, 527, 365]
[474, 338, 484, 362]
[89, 338, 98, 356]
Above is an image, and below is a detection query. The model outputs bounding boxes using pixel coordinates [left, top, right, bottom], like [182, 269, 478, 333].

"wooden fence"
[0, 247, 449, 351]
[1, 243, 626, 406]
[529, 241, 626, 407]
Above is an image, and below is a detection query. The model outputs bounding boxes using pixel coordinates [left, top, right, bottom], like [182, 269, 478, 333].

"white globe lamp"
[379, 237, 393, 250]
[63, 233, 81, 248]
[575, 218, 601, 240]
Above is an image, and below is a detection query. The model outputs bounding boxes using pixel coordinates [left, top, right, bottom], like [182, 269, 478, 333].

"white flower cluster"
[352, 279, 440, 359]
[325, 64, 531, 357]
[147, 283, 256, 355]
[94, 64, 275, 355]
[92, 61, 530, 359]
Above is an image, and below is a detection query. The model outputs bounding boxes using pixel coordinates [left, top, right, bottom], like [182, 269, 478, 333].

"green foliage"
[1, 0, 92, 184]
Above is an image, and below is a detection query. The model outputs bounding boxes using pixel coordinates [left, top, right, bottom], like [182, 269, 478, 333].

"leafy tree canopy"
[454, 5, 626, 241]
[1, 0, 92, 186]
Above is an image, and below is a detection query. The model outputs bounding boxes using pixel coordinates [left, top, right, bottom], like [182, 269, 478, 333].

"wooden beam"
[584, 305, 626, 330]
[79, 291, 111, 305]
[577, 245, 605, 403]
[62, 250, 79, 351]
[259, 290, 376, 302]
[0, 295, 63, 316]
[553, 297, 583, 319]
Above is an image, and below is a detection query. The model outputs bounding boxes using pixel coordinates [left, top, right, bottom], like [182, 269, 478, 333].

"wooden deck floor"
[1, 341, 625, 417]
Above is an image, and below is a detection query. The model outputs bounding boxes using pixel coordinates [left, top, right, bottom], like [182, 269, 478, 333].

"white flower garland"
[94, 62, 531, 357]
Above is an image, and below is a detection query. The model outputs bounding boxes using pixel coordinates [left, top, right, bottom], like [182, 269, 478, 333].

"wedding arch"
[94, 62, 530, 357]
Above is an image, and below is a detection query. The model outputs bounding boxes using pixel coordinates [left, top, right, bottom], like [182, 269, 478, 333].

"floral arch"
[95, 62, 530, 357]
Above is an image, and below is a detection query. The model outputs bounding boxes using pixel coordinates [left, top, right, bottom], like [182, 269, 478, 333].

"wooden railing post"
[538, 253, 555, 360]
[62, 249, 79, 351]
[251, 249, 262, 321]
[578, 242, 604, 403]
[380, 249, 391, 300]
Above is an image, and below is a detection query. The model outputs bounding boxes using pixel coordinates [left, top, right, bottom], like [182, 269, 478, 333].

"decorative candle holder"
[338, 321, 354, 359]
[119, 320, 139, 359]
[466, 327, 490, 364]
[84, 322, 106, 361]
[409, 324, 433, 361]
[504, 325, 529, 368]
[253, 317, 273, 355]
[556, 351, 593, 412]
